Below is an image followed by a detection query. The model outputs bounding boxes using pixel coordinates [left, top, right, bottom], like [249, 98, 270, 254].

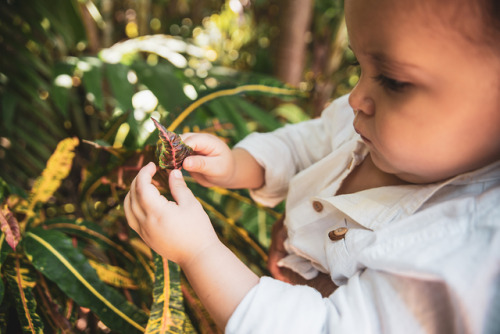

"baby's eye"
[374, 74, 410, 92]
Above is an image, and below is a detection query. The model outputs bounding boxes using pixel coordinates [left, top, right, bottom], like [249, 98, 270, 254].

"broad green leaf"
[232, 97, 283, 131]
[0, 230, 7, 304]
[133, 62, 189, 112]
[0, 279, 4, 315]
[181, 277, 219, 334]
[24, 228, 148, 333]
[0, 178, 10, 203]
[104, 63, 140, 143]
[207, 97, 249, 141]
[273, 103, 310, 124]
[88, 260, 138, 290]
[145, 253, 188, 334]
[152, 118, 193, 170]
[81, 57, 104, 110]
[31, 0, 86, 47]
[0, 229, 13, 267]
[3, 254, 44, 333]
[50, 62, 76, 118]
[168, 84, 302, 132]
[196, 196, 268, 262]
[44, 218, 136, 263]
[105, 63, 134, 113]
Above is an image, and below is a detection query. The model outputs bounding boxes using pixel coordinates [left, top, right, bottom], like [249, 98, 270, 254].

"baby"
[125, 0, 500, 332]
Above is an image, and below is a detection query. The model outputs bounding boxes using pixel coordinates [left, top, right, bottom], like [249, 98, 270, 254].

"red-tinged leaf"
[152, 118, 193, 170]
[0, 206, 20, 251]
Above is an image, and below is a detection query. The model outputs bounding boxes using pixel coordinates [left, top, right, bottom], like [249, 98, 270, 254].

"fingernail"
[172, 169, 182, 179]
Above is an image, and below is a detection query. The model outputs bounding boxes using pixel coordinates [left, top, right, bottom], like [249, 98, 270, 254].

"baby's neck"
[336, 154, 409, 195]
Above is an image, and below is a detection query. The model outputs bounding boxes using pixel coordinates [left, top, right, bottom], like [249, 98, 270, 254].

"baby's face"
[345, 0, 500, 183]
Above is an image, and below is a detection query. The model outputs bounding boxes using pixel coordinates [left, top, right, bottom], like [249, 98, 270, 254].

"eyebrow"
[370, 53, 421, 72]
[348, 44, 422, 74]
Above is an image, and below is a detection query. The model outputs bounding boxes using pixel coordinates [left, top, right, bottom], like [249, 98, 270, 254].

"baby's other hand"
[124, 162, 219, 266]
[180, 133, 236, 188]
[268, 215, 338, 297]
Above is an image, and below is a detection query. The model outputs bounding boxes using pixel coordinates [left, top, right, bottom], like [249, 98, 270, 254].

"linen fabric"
[226, 95, 500, 334]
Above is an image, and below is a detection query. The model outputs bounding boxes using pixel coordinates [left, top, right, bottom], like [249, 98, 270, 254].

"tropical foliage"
[0, 0, 354, 332]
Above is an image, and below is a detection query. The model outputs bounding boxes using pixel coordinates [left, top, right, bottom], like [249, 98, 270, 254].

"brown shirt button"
[328, 227, 348, 241]
[312, 201, 324, 212]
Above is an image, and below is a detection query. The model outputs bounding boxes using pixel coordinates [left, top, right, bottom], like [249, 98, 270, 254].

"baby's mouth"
[354, 125, 371, 143]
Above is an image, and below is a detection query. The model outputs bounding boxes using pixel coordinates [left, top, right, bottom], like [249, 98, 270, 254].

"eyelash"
[350, 59, 409, 93]
[373, 74, 410, 93]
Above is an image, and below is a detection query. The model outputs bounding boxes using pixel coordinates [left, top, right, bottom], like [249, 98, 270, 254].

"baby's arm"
[180, 133, 265, 190]
[124, 163, 259, 329]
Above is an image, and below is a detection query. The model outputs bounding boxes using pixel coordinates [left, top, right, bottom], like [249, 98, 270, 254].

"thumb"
[169, 169, 197, 205]
[183, 155, 209, 173]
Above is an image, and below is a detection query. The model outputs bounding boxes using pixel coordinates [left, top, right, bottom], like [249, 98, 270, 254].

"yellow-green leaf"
[145, 253, 188, 334]
[88, 259, 139, 290]
[3, 254, 44, 333]
[25, 137, 79, 224]
[24, 228, 148, 333]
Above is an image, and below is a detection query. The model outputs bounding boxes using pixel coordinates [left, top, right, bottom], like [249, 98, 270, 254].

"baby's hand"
[124, 162, 219, 266]
[180, 133, 236, 188]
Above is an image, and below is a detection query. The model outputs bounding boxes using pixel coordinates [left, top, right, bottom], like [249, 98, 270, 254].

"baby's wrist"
[179, 237, 224, 270]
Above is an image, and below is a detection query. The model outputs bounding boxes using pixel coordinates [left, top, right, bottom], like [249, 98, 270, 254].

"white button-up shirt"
[227, 95, 500, 334]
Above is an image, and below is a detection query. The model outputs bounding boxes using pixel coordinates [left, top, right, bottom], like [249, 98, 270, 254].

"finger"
[135, 162, 162, 209]
[124, 192, 141, 233]
[128, 177, 147, 224]
[181, 133, 220, 155]
[183, 155, 211, 173]
[168, 169, 198, 206]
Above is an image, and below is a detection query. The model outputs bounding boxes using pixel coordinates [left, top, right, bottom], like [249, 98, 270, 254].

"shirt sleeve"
[225, 274, 379, 334]
[235, 94, 354, 207]
[225, 270, 491, 334]
[226, 197, 500, 334]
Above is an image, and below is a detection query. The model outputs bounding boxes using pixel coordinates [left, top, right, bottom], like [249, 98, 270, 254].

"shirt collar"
[322, 143, 500, 231]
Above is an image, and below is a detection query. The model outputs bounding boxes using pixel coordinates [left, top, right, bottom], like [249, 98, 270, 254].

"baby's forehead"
[389, 0, 495, 47]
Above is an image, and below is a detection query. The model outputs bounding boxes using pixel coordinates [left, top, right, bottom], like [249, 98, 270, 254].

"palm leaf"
[23, 228, 148, 333]
[0, 0, 85, 188]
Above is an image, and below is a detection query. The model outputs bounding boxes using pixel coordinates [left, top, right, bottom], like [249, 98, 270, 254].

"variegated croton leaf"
[0, 205, 20, 251]
[151, 118, 193, 170]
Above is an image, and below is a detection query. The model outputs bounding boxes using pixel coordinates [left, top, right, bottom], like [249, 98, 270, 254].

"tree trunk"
[311, 17, 347, 116]
[274, 0, 314, 87]
[79, 2, 100, 53]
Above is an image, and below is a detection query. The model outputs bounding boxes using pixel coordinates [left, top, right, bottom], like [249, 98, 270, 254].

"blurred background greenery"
[0, 0, 359, 189]
[0, 0, 361, 332]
